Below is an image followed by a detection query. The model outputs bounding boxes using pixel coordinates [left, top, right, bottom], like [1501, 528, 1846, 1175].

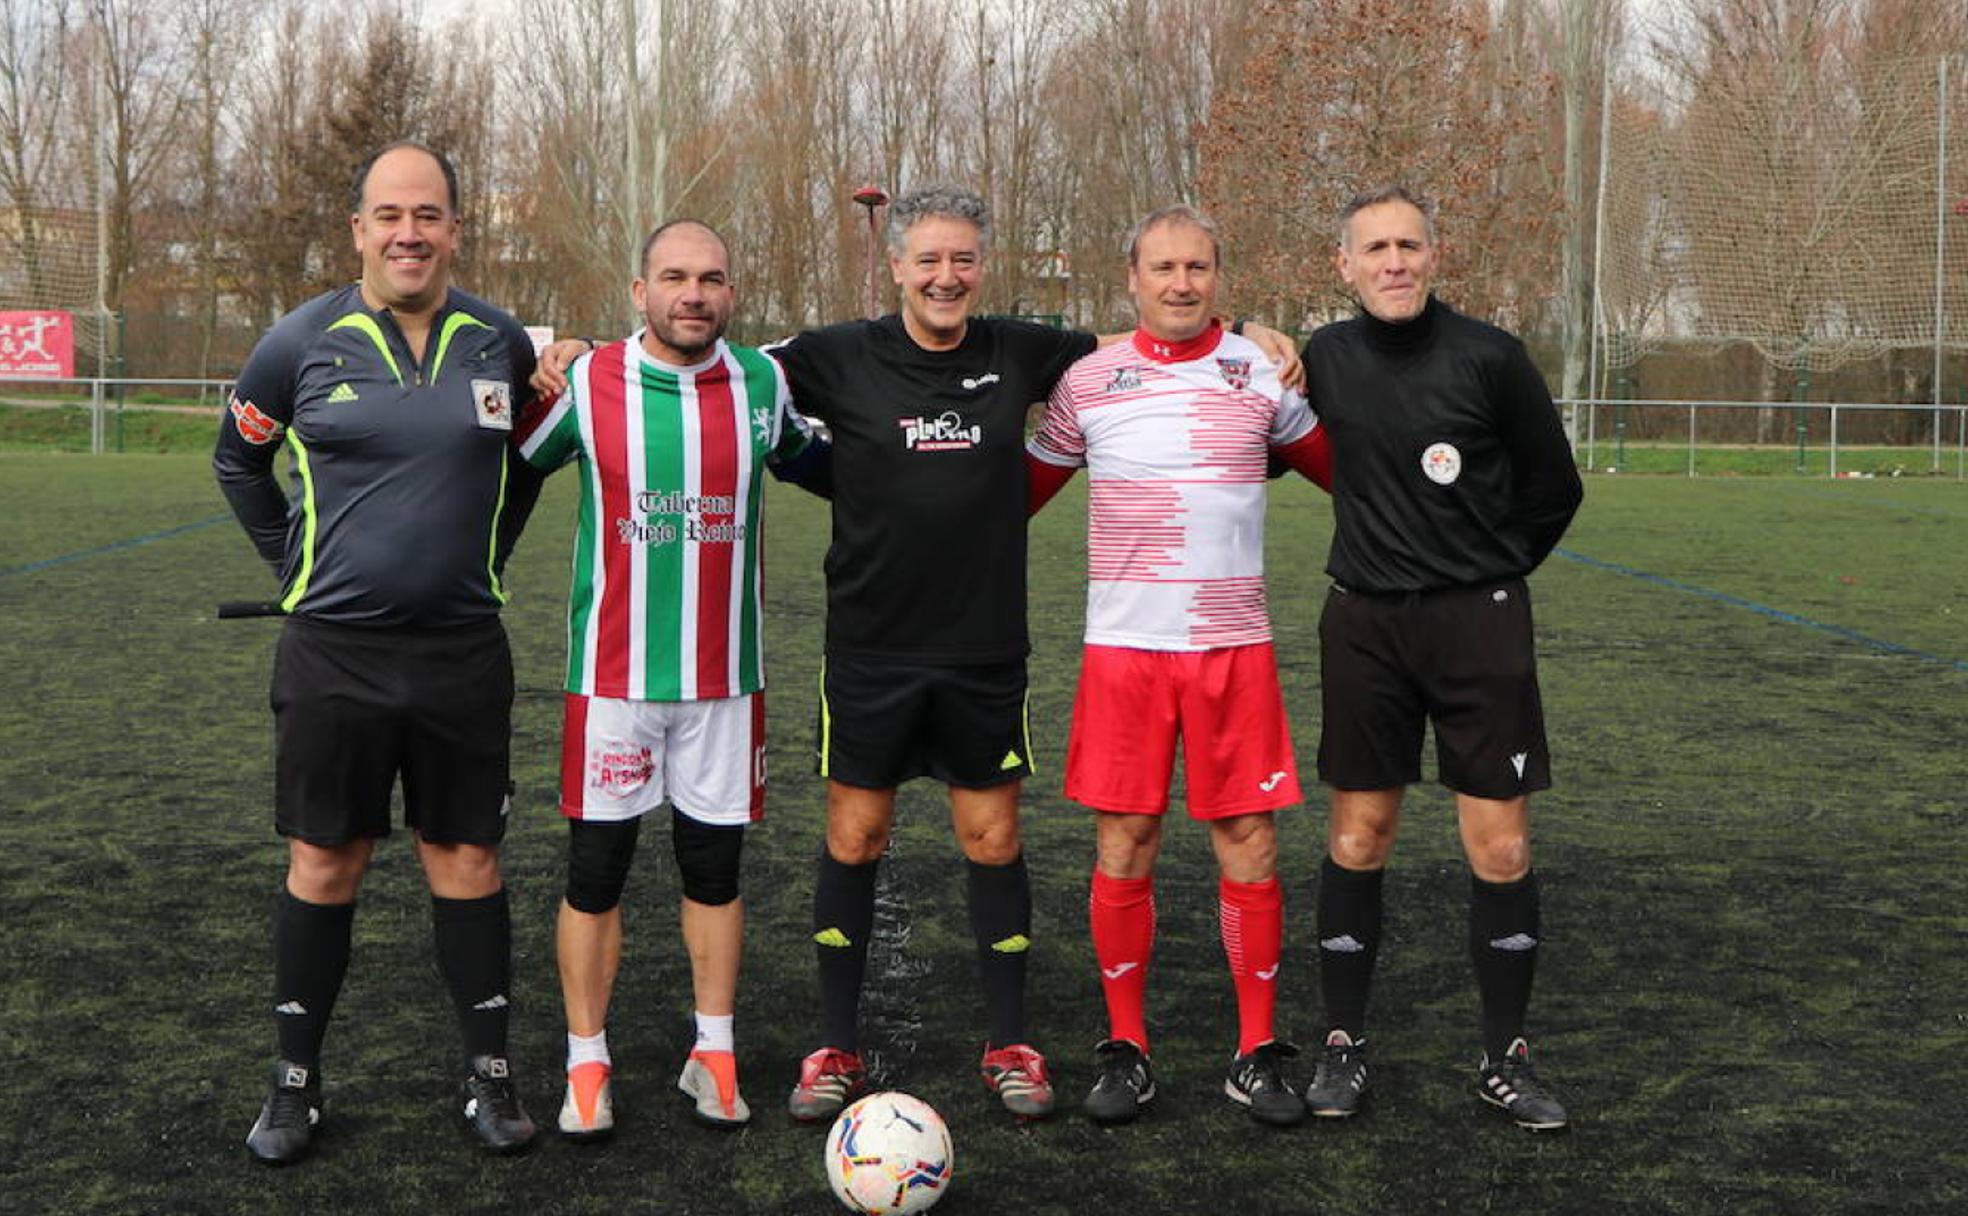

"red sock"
[1089, 869, 1155, 1054]
[1219, 875, 1283, 1055]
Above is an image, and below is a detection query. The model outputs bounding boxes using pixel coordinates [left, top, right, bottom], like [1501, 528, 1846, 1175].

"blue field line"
[1553, 548, 1968, 672]
[0, 513, 234, 580]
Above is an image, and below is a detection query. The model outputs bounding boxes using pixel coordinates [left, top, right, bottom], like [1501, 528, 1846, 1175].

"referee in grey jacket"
[215, 142, 543, 1163]
[1294, 186, 1582, 1132]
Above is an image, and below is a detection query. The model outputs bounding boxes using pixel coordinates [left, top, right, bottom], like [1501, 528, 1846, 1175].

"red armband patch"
[229, 394, 282, 445]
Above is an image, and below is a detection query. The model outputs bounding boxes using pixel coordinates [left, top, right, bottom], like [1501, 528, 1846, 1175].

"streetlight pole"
[853, 185, 889, 320]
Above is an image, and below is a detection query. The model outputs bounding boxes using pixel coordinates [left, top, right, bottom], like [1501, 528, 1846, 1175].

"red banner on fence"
[0, 310, 75, 378]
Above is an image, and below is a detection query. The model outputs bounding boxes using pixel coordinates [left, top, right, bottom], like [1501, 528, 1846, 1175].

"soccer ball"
[824, 1091, 954, 1215]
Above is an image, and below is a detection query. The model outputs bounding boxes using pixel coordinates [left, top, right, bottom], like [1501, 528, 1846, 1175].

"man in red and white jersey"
[1027, 205, 1329, 1127]
[514, 221, 827, 1139]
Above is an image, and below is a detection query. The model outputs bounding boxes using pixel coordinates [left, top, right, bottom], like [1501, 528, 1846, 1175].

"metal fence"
[1563, 399, 1968, 478]
[0, 376, 232, 453]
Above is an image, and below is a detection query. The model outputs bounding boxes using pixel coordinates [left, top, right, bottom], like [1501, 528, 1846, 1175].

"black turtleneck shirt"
[1298, 295, 1583, 593]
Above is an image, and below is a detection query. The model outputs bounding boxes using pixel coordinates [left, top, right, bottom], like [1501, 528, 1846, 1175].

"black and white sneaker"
[1224, 1041, 1303, 1126]
[1084, 1039, 1156, 1125]
[1304, 1029, 1369, 1118]
[246, 1059, 322, 1165]
[1477, 1038, 1568, 1132]
[461, 1055, 538, 1153]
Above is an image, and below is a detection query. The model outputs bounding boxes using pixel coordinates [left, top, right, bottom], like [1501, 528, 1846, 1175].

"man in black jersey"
[771, 186, 1092, 1122]
[215, 142, 541, 1163]
[1295, 186, 1582, 1132]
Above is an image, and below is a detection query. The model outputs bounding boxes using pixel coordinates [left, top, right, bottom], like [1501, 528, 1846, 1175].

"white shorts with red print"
[1064, 642, 1302, 819]
[559, 692, 765, 825]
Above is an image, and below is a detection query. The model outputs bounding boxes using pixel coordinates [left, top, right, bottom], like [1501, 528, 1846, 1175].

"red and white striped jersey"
[515, 335, 813, 701]
[1028, 325, 1316, 651]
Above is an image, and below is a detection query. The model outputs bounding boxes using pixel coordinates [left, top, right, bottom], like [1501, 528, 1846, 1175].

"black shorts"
[817, 654, 1032, 790]
[271, 616, 514, 846]
[1316, 579, 1551, 799]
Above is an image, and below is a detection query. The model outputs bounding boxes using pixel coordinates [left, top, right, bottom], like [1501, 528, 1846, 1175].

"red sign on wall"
[0, 310, 75, 378]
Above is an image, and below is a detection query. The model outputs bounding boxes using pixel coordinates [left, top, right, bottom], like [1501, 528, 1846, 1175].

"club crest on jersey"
[1216, 357, 1252, 390]
[229, 394, 282, 445]
[1421, 441, 1463, 485]
[471, 379, 513, 430]
[1105, 367, 1142, 393]
[589, 743, 654, 797]
[898, 410, 981, 452]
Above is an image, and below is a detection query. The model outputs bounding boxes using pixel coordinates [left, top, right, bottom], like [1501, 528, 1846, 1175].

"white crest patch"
[472, 379, 513, 430]
[1420, 441, 1462, 485]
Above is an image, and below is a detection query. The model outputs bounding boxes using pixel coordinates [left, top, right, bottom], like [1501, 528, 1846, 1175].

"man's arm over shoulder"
[761, 323, 862, 421]
[1010, 319, 1099, 396]
[1491, 337, 1582, 571]
[1268, 382, 1332, 492]
[488, 311, 549, 571]
[754, 348, 833, 500]
[1024, 359, 1089, 516]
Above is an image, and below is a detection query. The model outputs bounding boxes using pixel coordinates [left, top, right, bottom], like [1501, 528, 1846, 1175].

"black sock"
[431, 889, 512, 1063]
[271, 890, 355, 1069]
[1316, 857, 1384, 1040]
[966, 854, 1032, 1049]
[814, 850, 879, 1053]
[1470, 870, 1541, 1061]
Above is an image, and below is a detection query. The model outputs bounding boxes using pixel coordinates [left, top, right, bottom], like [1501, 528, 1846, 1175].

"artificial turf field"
[0, 452, 1963, 1215]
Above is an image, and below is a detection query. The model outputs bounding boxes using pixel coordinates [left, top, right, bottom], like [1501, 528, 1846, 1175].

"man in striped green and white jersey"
[514, 220, 829, 1137]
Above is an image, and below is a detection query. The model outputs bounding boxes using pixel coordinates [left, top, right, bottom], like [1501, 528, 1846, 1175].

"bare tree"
[88, 0, 190, 316]
[866, 0, 952, 191]
[229, 0, 342, 325]
[1649, 0, 1956, 424]
[1202, 0, 1561, 330]
[0, 0, 78, 307]
[175, 0, 247, 383]
[961, 0, 1071, 316]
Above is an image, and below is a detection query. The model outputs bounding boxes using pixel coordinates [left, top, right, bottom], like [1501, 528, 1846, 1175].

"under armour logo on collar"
[1152, 342, 1172, 357]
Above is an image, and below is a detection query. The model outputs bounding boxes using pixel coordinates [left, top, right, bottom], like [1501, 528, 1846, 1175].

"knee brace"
[564, 817, 642, 914]
[671, 809, 745, 907]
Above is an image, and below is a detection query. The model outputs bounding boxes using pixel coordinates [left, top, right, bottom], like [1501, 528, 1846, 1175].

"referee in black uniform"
[214, 142, 542, 1163]
[1295, 186, 1583, 1131]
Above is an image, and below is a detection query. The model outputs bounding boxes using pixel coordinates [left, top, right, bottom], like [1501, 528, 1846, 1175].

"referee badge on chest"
[471, 379, 513, 430]
[1421, 441, 1462, 485]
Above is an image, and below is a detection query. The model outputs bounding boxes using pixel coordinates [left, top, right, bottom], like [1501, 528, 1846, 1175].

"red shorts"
[1064, 642, 1302, 819]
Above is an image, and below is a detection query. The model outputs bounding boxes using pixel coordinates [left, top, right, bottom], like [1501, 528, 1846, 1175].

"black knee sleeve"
[672, 808, 745, 906]
[565, 817, 641, 913]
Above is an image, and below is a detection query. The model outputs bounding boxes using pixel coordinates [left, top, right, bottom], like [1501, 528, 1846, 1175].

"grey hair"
[1124, 204, 1222, 266]
[885, 184, 991, 254]
[1337, 186, 1437, 248]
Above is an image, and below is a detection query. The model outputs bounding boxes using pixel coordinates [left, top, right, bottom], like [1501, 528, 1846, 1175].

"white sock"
[567, 1029, 610, 1070]
[694, 1012, 735, 1054]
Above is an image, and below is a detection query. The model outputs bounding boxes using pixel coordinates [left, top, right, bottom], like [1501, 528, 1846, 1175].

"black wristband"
[1231, 317, 1247, 336]
[580, 336, 599, 351]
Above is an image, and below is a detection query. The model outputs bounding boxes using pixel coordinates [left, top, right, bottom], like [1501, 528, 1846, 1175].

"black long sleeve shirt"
[1300, 295, 1582, 593]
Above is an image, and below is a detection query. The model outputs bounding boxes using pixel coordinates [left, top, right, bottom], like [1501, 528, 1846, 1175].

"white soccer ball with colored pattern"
[824, 1091, 953, 1215]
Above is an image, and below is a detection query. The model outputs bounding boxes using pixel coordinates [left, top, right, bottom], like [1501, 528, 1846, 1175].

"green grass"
[1, 457, 1964, 1214]
[0, 403, 223, 454]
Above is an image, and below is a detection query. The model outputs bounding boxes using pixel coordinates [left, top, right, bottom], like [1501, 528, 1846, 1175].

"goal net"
[1597, 50, 1968, 379]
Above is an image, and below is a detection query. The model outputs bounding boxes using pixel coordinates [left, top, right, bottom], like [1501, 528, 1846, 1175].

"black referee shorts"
[817, 654, 1032, 790]
[1316, 578, 1551, 800]
[271, 616, 514, 846]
